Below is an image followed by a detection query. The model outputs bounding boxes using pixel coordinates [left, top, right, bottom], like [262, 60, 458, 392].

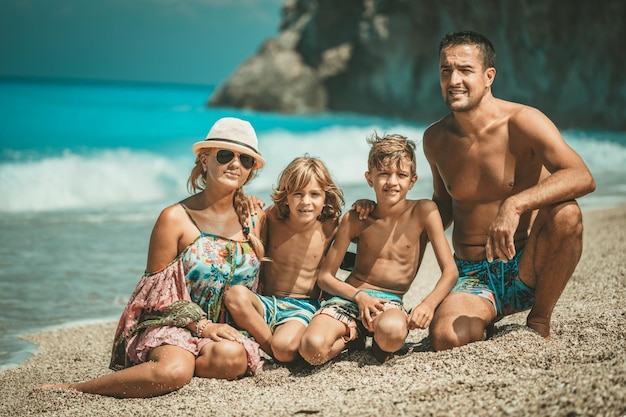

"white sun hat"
[192, 117, 265, 169]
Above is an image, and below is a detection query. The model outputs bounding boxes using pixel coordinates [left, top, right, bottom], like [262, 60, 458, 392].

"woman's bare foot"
[34, 383, 75, 392]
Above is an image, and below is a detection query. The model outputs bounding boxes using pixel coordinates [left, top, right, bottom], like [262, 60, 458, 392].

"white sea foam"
[0, 124, 436, 213]
[1, 126, 624, 213]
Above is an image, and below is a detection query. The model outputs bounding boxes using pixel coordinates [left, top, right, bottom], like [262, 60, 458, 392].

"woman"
[38, 117, 266, 397]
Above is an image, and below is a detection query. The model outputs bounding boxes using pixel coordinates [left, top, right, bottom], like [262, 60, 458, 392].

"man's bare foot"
[527, 316, 551, 339]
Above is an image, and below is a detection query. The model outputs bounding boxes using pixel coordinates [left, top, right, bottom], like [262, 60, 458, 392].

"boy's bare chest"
[358, 217, 422, 258]
[269, 227, 328, 262]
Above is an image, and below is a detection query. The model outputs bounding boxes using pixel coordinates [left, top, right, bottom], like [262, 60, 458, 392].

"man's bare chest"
[437, 141, 520, 202]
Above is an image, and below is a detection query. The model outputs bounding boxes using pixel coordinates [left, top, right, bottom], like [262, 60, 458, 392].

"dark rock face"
[208, 0, 626, 131]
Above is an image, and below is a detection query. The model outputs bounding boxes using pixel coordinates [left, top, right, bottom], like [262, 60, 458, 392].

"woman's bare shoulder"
[156, 201, 188, 225]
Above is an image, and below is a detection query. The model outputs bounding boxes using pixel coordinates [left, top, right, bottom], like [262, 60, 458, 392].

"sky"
[0, 0, 284, 86]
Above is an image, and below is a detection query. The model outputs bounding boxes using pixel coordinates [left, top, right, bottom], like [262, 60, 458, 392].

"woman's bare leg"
[37, 345, 195, 398]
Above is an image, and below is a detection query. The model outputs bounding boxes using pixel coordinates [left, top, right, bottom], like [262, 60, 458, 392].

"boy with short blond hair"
[299, 133, 457, 364]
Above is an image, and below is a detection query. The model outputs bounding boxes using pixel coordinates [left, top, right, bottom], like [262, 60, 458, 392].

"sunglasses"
[215, 150, 255, 170]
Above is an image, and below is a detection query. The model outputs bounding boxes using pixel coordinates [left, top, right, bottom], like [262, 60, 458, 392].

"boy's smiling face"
[365, 156, 417, 204]
[286, 178, 326, 223]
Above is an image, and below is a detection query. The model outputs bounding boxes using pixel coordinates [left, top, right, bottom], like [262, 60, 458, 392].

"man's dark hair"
[439, 31, 496, 70]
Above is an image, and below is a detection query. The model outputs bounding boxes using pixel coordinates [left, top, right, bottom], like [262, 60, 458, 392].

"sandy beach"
[1, 204, 624, 417]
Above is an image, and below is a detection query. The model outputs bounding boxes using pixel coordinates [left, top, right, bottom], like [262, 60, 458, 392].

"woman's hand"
[199, 321, 245, 343]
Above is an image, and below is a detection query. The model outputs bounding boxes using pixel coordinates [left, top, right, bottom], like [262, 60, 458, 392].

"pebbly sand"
[1, 205, 624, 417]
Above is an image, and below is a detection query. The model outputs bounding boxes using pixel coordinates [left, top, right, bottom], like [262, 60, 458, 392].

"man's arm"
[423, 124, 454, 230]
[508, 107, 595, 211]
[486, 108, 596, 261]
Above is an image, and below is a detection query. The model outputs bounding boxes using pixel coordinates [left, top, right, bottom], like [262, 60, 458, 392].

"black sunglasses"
[215, 150, 255, 169]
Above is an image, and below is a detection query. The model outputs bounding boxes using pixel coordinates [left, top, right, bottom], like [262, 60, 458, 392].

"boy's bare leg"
[270, 321, 307, 363]
[429, 292, 496, 351]
[520, 201, 583, 338]
[36, 345, 195, 398]
[371, 309, 409, 363]
[299, 314, 349, 365]
[224, 285, 273, 356]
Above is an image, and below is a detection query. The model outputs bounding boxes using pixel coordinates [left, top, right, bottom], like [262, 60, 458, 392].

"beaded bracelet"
[196, 319, 212, 338]
[351, 289, 363, 303]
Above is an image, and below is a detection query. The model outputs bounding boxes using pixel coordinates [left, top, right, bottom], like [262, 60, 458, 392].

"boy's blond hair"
[272, 155, 344, 221]
[366, 132, 417, 176]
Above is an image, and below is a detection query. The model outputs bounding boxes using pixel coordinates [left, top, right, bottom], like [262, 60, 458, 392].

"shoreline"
[2, 204, 625, 416]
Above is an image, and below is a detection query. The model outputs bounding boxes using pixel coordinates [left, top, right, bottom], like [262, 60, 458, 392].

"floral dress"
[109, 208, 261, 374]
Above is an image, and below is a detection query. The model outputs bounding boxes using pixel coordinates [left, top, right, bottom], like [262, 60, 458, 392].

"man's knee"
[429, 321, 461, 351]
[429, 316, 488, 351]
[548, 201, 583, 237]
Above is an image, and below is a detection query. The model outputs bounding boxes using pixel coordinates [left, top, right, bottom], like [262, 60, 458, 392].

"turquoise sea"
[1, 78, 625, 370]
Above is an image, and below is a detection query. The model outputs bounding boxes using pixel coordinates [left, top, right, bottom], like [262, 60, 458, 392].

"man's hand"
[485, 204, 520, 262]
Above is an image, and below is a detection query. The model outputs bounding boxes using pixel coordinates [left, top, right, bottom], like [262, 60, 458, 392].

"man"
[423, 31, 596, 350]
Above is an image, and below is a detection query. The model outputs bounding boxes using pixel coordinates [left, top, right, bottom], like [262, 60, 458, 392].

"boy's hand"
[407, 303, 434, 330]
[354, 291, 387, 331]
[245, 195, 266, 216]
[351, 199, 376, 220]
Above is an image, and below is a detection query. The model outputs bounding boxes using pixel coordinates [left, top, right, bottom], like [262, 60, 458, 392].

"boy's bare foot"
[345, 336, 366, 352]
[371, 340, 394, 363]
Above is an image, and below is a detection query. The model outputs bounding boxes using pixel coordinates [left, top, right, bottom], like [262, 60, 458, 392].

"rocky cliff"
[208, 0, 626, 131]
